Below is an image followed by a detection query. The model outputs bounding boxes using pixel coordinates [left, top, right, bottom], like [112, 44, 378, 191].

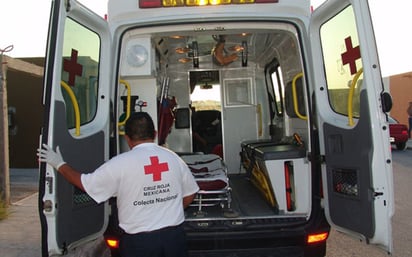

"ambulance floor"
[185, 174, 278, 219]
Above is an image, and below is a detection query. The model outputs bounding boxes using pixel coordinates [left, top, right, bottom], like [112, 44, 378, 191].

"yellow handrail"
[347, 68, 363, 127]
[257, 104, 262, 137]
[118, 79, 131, 127]
[118, 80, 132, 136]
[60, 81, 81, 136]
[292, 72, 307, 120]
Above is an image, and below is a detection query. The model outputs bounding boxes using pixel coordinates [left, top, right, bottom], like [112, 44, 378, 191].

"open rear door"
[310, 0, 394, 253]
[39, 0, 112, 256]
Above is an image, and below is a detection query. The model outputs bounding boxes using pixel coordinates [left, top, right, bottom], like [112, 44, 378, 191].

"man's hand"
[37, 144, 66, 170]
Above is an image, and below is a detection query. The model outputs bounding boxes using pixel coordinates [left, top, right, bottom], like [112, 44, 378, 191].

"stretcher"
[240, 140, 306, 211]
[180, 154, 231, 214]
[240, 136, 304, 175]
[240, 139, 276, 174]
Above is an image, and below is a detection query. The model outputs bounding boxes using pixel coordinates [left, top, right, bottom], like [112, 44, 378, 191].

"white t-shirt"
[81, 143, 199, 234]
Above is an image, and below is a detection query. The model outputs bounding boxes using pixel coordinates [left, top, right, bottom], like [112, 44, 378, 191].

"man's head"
[125, 112, 156, 143]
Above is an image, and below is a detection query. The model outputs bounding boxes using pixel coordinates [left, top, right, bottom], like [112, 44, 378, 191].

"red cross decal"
[144, 156, 169, 181]
[341, 37, 361, 75]
[63, 49, 83, 87]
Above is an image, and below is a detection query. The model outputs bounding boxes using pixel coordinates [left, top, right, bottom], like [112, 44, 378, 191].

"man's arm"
[183, 193, 196, 209]
[58, 164, 85, 191]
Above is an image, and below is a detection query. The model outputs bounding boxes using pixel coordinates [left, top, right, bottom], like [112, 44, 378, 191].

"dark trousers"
[119, 224, 189, 257]
[409, 117, 412, 138]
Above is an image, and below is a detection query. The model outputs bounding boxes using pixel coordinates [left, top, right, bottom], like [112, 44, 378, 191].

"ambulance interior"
[116, 23, 312, 221]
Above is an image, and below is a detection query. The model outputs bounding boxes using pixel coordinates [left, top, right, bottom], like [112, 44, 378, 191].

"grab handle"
[292, 73, 307, 120]
[118, 79, 131, 127]
[60, 81, 81, 136]
[347, 68, 363, 126]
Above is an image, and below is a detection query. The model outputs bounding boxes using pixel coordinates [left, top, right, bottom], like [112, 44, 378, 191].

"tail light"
[307, 232, 329, 244]
[106, 238, 120, 249]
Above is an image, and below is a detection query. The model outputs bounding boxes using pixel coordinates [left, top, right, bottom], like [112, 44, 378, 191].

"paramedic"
[38, 112, 199, 257]
[407, 101, 412, 138]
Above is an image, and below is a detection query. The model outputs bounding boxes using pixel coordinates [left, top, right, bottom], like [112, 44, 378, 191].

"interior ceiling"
[152, 29, 295, 70]
[155, 33, 258, 66]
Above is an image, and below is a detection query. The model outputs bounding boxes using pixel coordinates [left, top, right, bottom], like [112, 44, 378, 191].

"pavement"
[0, 169, 41, 257]
[1, 140, 412, 256]
[0, 169, 109, 257]
[0, 193, 41, 256]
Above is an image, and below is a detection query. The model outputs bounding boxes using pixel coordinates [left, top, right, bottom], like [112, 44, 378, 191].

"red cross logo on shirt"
[341, 36, 361, 75]
[63, 49, 83, 86]
[144, 156, 169, 181]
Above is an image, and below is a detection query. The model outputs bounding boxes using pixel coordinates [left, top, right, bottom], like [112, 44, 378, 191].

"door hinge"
[65, 0, 71, 12]
[307, 152, 325, 163]
[374, 191, 384, 197]
[45, 176, 53, 194]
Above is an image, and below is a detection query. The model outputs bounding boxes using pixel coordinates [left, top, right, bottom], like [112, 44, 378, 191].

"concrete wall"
[388, 71, 412, 126]
[5, 57, 44, 168]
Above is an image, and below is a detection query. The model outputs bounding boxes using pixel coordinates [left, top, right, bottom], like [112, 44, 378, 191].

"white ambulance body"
[39, 0, 394, 256]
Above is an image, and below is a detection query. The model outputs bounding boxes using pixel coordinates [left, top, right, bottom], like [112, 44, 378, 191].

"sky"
[0, 0, 411, 77]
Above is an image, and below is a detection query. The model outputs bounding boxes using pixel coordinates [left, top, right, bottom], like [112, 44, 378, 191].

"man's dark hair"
[125, 112, 155, 141]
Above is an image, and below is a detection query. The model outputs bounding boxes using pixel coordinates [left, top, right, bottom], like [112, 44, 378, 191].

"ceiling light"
[178, 58, 192, 63]
[228, 45, 244, 52]
[175, 47, 191, 54]
[126, 44, 149, 67]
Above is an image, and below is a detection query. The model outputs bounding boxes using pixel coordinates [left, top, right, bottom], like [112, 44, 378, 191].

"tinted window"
[320, 6, 362, 118]
[60, 18, 100, 130]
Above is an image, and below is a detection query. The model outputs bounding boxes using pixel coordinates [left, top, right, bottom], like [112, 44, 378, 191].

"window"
[223, 78, 253, 107]
[60, 18, 100, 129]
[270, 65, 285, 116]
[320, 6, 363, 117]
[190, 84, 221, 111]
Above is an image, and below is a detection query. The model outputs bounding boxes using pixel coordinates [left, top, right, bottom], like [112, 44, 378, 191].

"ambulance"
[39, 0, 394, 256]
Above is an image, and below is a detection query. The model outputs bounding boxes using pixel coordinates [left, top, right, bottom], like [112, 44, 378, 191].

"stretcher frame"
[180, 154, 232, 215]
